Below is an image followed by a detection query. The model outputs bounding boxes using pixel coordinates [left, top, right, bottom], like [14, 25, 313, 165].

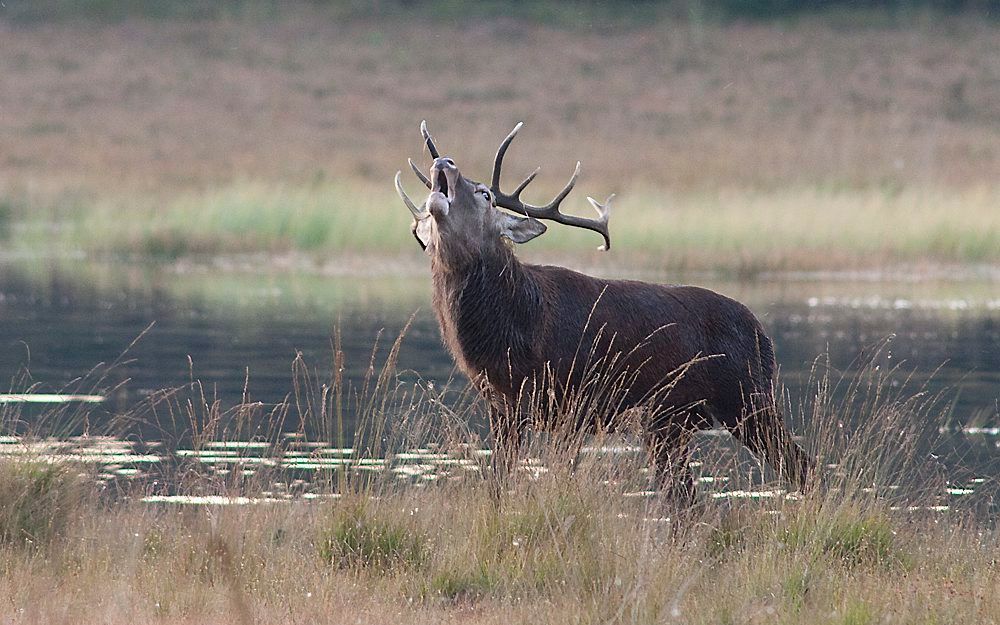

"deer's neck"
[430, 244, 541, 385]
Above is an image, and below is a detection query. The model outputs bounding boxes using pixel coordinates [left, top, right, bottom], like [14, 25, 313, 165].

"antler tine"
[512, 171, 611, 251]
[511, 167, 540, 200]
[586, 194, 614, 251]
[500, 160, 580, 218]
[491, 122, 523, 189]
[420, 120, 440, 159]
[544, 161, 581, 213]
[408, 158, 431, 189]
[395, 171, 428, 219]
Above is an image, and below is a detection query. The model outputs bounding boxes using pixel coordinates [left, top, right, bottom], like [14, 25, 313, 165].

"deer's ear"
[498, 212, 546, 244]
[412, 217, 433, 251]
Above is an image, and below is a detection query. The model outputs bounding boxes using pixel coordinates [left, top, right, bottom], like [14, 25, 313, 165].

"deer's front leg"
[487, 399, 524, 500]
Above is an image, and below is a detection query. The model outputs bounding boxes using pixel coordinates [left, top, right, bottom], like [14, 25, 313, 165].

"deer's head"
[396, 122, 612, 258]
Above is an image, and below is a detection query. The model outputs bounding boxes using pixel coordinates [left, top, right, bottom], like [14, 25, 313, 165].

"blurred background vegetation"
[1, 0, 998, 271]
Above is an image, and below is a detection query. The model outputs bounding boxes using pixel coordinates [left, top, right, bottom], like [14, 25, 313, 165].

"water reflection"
[0, 394, 104, 403]
[0, 431, 990, 511]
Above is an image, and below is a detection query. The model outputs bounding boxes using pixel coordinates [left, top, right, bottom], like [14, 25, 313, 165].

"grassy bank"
[2, 7, 1000, 272]
[8, 182, 1000, 273]
[0, 464, 995, 624]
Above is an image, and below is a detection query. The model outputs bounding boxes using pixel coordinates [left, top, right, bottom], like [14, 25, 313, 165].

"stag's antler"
[395, 171, 431, 250]
[408, 158, 431, 189]
[490, 122, 612, 251]
[395, 171, 427, 219]
[406, 120, 442, 189]
[421, 120, 440, 159]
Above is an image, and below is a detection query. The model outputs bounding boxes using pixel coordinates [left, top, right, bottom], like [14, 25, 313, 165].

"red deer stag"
[395, 122, 811, 498]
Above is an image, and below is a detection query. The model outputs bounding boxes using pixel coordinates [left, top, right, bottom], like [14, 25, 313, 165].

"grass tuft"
[318, 499, 428, 572]
[0, 460, 88, 549]
[841, 599, 878, 625]
[0, 198, 12, 240]
[782, 504, 901, 568]
[425, 567, 500, 602]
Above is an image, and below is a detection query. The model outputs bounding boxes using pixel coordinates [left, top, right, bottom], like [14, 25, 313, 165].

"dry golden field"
[3, 7, 1000, 191]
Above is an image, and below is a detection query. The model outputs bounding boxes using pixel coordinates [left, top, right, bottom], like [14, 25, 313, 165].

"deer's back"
[525, 264, 775, 416]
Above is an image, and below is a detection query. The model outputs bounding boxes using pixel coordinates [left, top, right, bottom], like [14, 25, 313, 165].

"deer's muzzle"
[428, 157, 458, 217]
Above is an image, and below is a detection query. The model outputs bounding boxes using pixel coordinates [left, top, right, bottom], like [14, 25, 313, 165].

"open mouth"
[435, 170, 450, 198]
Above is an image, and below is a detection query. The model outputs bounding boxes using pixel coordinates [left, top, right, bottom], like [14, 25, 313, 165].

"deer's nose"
[432, 157, 456, 170]
[430, 157, 458, 197]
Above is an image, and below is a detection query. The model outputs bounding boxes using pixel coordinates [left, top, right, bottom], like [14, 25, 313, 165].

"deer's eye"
[480, 190, 492, 203]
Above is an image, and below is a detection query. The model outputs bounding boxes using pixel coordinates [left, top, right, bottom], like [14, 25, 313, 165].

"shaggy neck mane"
[430, 239, 541, 386]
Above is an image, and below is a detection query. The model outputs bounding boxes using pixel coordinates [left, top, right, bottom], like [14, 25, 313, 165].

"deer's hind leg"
[716, 388, 812, 492]
[732, 404, 812, 492]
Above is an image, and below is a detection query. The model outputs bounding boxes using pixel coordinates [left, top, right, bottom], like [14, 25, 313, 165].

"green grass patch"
[782, 505, 902, 568]
[424, 566, 501, 602]
[0, 198, 13, 240]
[84, 181, 412, 260]
[841, 599, 878, 625]
[0, 0, 274, 23]
[707, 502, 905, 569]
[9, 182, 1000, 273]
[418, 485, 619, 601]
